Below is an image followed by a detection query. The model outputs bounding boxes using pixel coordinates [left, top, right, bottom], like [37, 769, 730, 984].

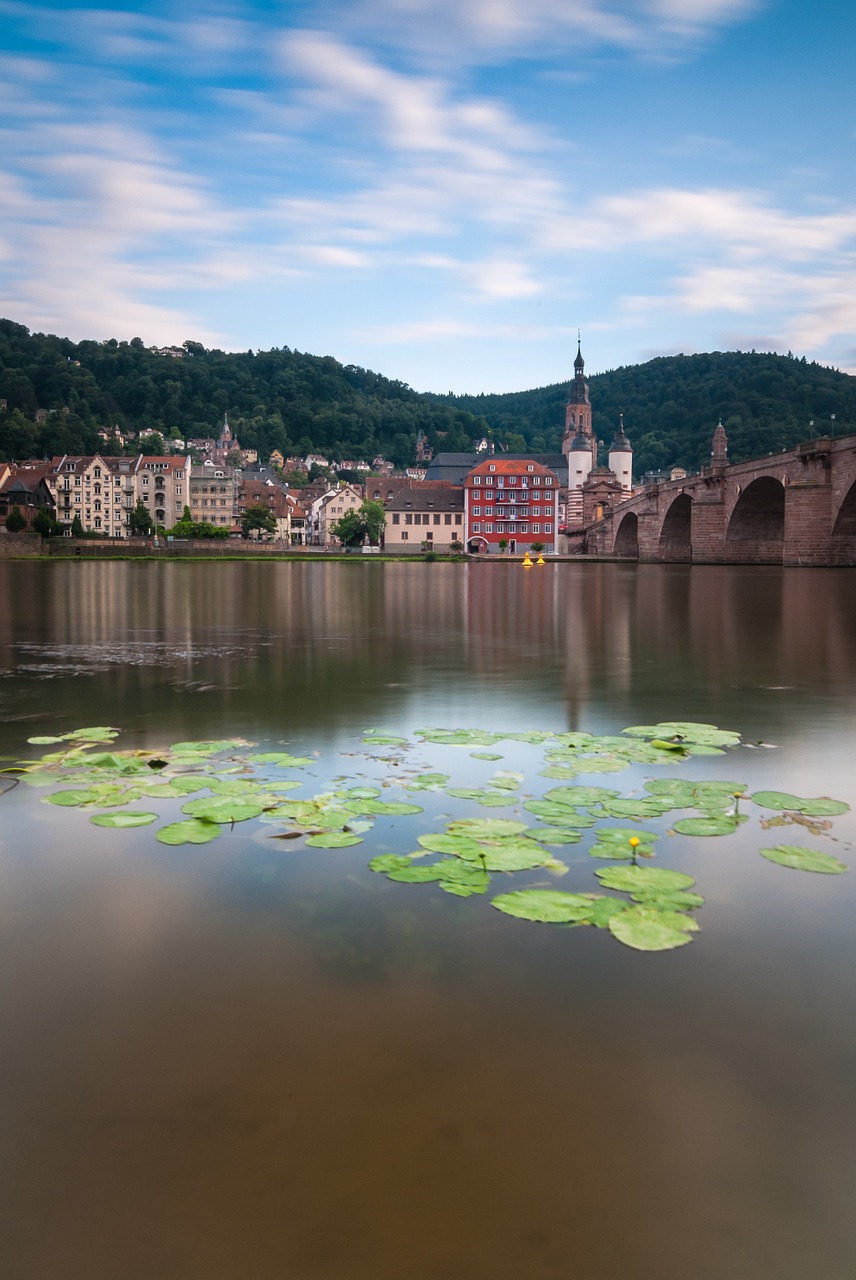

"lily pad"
[671, 814, 742, 836]
[470, 752, 503, 761]
[477, 839, 551, 871]
[156, 818, 221, 845]
[345, 799, 423, 816]
[491, 890, 601, 924]
[247, 752, 314, 766]
[608, 906, 699, 951]
[305, 831, 364, 848]
[417, 833, 485, 858]
[446, 818, 529, 840]
[405, 772, 450, 790]
[759, 845, 848, 874]
[595, 865, 696, 895]
[543, 785, 621, 806]
[89, 810, 158, 828]
[529, 827, 584, 845]
[181, 796, 266, 823]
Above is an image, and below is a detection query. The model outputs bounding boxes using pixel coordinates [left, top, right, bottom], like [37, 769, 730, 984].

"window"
[485, 507, 493, 517]
[426, 531, 433, 541]
[472, 506, 481, 516]
[142, 476, 149, 486]
[473, 476, 481, 485]
[414, 513, 422, 525]
[486, 476, 494, 486]
[533, 476, 541, 486]
[392, 513, 400, 524]
[533, 523, 540, 534]
[489, 464, 496, 472]
[545, 523, 552, 532]
[508, 476, 516, 485]
[472, 522, 481, 532]
[94, 467, 101, 479]
[455, 515, 461, 525]
[401, 531, 408, 541]
[433, 514, 440, 525]
[405, 514, 412, 525]
[498, 476, 504, 487]
[527, 464, 534, 472]
[444, 513, 451, 525]
[545, 477, 553, 486]
[486, 523, 493, 533]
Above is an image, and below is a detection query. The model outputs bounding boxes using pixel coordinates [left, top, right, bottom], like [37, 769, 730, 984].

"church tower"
[562, 339, 595, 464]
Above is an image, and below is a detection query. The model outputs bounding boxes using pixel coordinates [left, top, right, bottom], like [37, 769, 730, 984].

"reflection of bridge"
[585, 433, 856, 566]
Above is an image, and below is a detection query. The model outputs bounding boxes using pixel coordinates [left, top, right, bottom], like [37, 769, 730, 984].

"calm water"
[2, 560, 856, 1280]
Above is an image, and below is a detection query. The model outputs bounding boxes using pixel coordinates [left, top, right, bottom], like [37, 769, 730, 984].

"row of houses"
[0, 451, 564, 553]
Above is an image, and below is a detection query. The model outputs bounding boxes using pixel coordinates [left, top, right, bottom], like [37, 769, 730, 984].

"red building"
[464, 458, 560, 555]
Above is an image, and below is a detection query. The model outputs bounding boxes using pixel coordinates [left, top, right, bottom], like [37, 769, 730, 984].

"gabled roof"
[385, 487, 463, 512]
[467, 458, 558, 479]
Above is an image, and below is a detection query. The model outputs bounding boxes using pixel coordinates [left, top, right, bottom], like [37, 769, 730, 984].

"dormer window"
[488, 464, 496, 472]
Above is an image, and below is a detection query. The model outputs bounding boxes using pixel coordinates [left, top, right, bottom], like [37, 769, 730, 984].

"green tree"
[330, 509, 365, 547]
[242, 503, 277, 538]
[5, 505, 26, 532]
[330, 498, 386, 548]
[128, 499, 154, 536]
[71, 514, 85, 537]
[32, 507, 56, 537]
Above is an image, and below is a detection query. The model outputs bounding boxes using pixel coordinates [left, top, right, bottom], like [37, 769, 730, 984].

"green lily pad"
[574, 756, 628, 774]
[305, 831, 364, 848]
[341, 786, 383, 800]
[247, 752, 314, 766]
[671, 814, 742, 836]
[181, 797, 266, 823]
[477, 839, 551, 871]
[470, 752, 503, 761]
[751, 790, 848, 815]
[89, 810, 158, 828]
[608, 905, 699, 951]
[417, 833, 484, 858]
[63, 726, 121, 741]
[491, 889, 600, 924]
[27, 735, 66, 745]
[523, 799, 590, 823]
[446, 818, 529, 840]
[631, 889, 705, 910]
[600, 797, 673, 819]
[156, 818, 221, 845]
[45, 788, 98, 807]
[596, 865, 696, 895]
[368, 854, 416, 874]
[553, 733, 595, 749]
[543, 785, 621, 806]
[405, 772, 450, 790]
[529, 827, 584, 845]
[419, 729, 500, 746]
[539, 766, 580, 780]
[759, 845, 848, 874]
[345, 799, 423, 816]
[799, 797, 851, 817]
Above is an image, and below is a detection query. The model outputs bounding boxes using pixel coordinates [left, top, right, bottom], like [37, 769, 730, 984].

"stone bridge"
[584, 433, 856, 566]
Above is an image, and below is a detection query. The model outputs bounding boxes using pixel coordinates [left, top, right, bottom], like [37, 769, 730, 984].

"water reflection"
[3, 560, 856, 1279]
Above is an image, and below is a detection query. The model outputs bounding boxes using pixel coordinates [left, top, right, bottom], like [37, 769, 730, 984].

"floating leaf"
[470, 752, 503, 761]
[491, 889, 600, 923]
[596, 865, 696, 895]
[247, 752, 314, 766]
[89, 811, 158, 828]
[27, 735, 65, 745]
[405, 772, 450, 790]
[181, 796, 266, 823]
[751, 790, 848, 815]
[136, 780, 205, 799]
[477, 839, 550, 871]
[799, 797, 850, 817]
[529, 827, 584, 845]
[446, 818, 528, 840]
[543, 785, 621, 806]
[419, 729, 500, 746]
[368, 854, 415, 875]
[345, 799, 423, 816]
[341, 786, 383, 800]
[46, 788, 103, 807]
[305, 831, 364, 848]
[600, 797, 673, 819]
[573, 756, 628, 774]
[417, 833, 484, 858]
[539, 766, 579, 780]
[524, 799, 591, 823]
[608, 906, 699, 951]
[63, 726, 120, 741]
[487, 771, 524, 791]
[156, 818, 221, 845]
[590, 828, 658, 859]
[361, 735, 409, 747]
[632, 889, 705, 910]
[671, 814, 742, 836]
[759, 845, 848, 874]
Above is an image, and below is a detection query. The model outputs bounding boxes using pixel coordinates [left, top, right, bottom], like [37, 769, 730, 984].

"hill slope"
[2, 319, 854, 477]
[438, 351, 856, 476]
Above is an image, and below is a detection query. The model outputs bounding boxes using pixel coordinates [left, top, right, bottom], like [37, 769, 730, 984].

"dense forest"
[439, 351, 856, 475]
[0, 319, 489, 469]
[2, 317, 855, 477]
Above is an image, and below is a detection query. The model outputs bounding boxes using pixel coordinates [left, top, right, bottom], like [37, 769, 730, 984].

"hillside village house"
[383, 488, 464, 552]
[237, 475, 292, 540]
[190, 464, 238, 528]
[464, 458, 560, 555]
[308, 484, 362, 546]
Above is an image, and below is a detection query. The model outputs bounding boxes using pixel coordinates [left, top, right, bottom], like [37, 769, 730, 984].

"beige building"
[383, 487, 464, 552]
[48, 453, 191, 536]
[190, 464, 238, 528]
[309, 484, 363, 545]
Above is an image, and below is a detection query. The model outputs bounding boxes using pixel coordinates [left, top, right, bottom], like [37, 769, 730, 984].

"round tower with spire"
[608, 412, 633, 493]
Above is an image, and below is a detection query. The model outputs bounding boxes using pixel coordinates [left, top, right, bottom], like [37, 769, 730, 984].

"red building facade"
[464, 458, 560, 555]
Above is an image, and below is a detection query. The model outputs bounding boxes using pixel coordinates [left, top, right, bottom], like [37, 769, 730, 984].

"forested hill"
[437, 351, 856, 475]
[0, 319, 489, 468]
[2, 317, 855, 477]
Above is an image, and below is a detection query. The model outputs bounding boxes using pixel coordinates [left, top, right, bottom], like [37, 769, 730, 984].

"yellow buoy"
[536, 554, 545, 566]
[522, 550, 533, 567]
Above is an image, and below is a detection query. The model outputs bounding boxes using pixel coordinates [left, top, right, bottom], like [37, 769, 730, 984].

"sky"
[1, 0, 855, 394]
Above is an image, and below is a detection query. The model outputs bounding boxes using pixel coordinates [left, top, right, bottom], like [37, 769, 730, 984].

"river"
[1, 559, 855, 1279]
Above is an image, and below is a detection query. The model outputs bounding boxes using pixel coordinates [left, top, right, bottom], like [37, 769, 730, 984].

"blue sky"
[2, 0, 855, 393]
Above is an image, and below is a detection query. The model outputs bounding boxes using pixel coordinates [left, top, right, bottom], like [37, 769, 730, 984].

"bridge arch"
[833, 479, 856, 538]
[614, 512, 639, 559]
[658, 493, 692, 561]
[726, 477, 785, 553]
